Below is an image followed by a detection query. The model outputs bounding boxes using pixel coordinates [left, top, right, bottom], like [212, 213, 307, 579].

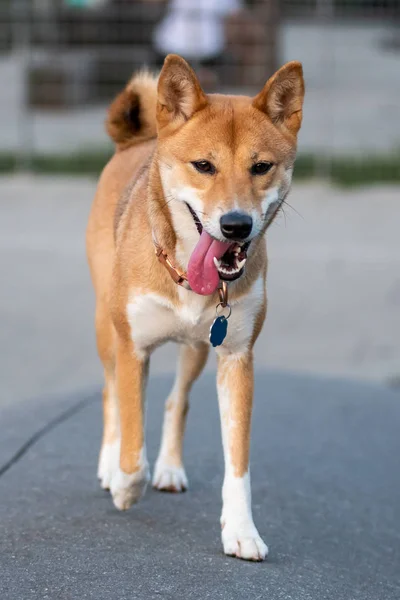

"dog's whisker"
[282, 199, 303, 220]
[281, 206, 288, 228]
[157, 193, 177, 212]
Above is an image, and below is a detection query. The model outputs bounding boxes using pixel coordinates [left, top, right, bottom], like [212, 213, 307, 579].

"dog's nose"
[220, 212, 253, 240]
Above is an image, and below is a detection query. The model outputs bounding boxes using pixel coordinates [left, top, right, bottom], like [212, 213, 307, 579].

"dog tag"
[209, 301, 231, 347]
[209, 315, 228, 347]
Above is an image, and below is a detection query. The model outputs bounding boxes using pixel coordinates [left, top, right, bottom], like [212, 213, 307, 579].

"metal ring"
[216, 302, 231, 319]
[218, 281, 228, 307]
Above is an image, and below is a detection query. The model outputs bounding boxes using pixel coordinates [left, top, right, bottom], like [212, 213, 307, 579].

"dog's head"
[156, 55, 305, 296]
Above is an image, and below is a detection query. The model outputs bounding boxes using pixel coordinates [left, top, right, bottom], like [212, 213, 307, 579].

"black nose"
[220, 212, 253, 240]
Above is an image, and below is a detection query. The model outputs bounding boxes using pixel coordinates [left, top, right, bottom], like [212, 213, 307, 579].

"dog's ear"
[157, 54, 208, 131]
[253, 62, 305, 136]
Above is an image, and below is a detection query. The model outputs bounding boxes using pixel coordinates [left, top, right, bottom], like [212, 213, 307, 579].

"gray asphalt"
[1, 371, 400, 600]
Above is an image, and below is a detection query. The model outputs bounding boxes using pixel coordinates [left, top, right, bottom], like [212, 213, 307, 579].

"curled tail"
[106, 70, 158, 150]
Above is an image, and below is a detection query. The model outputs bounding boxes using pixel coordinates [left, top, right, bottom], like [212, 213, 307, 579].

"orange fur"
[217, 352, 254, 477]
[116, 337, 148, 474]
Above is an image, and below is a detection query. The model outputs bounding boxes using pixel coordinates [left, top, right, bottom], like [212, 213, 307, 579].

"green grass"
[330, 155, 400, 187]
[0, 149, 113, 177]
[31, 149, 114, 176]
[294, 153, 400, 187]
[0, 152, 18, 173]
[0, 148, 399, 187]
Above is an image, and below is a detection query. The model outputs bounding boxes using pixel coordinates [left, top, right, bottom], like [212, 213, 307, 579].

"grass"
[0, 148, 114, 177]
[0, 148, 399, 187]
[294, 153, 400, 187]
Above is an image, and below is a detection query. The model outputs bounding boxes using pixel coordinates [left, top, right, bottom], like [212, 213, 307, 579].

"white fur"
[261, 186, 279, 215]
[98, 438, 120, 490]
[153, 461, 188, 492]
[221, 471, 268, 560]
[218, 379, 268, 561]
[284, 166, 293, 189]
[126, 292, 177, 356]
[126, 275, 264, 357]
[127, 288, 214, 353]
[174, 185, 205, 219]
[110, 448, 150, 511]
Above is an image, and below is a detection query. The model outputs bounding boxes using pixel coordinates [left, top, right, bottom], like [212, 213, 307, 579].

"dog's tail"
[106, 70, 158, 150]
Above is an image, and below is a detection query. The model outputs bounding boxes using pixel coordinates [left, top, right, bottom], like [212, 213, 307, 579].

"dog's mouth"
[213, 242, 250, 281]
[185, 203, 250, 294]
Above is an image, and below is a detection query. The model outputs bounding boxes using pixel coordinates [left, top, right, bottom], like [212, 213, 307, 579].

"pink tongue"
[187, 231, 232, 295]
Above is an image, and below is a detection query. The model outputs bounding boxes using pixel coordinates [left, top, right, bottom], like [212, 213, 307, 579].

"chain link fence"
[0, 0, 399, 179]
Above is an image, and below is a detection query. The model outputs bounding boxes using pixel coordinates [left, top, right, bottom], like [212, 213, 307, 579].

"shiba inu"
[86, 54, 304, 561]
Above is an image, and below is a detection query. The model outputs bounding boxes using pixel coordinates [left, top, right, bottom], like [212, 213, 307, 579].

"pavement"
[1, 175, 400, 598]
[1, 373, 400, 599]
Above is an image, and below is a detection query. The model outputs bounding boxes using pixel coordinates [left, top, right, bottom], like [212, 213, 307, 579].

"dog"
[86, 54, 304, 561]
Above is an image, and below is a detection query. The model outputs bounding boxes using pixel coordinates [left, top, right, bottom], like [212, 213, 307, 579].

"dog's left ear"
[157, 54, 208, 131]
[253, 62, 305, 136]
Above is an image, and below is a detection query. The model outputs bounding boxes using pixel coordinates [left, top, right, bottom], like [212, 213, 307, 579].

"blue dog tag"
[209, 316, 228, 347]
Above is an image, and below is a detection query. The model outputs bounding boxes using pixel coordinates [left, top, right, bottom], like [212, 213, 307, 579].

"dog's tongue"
[187, 231, 231, 295]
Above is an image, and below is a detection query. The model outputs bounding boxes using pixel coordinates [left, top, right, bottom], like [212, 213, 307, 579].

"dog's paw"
[97, 440, 120, 491]
[152, 461, 188, 492]
[110, 466, 150, 511]
[221, 521, 268, 562]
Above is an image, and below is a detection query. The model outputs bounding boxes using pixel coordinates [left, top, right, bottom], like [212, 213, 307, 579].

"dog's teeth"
[218, 265, 230, 274]
[237, 257, 247, 270]
[213, 257, 221, 268]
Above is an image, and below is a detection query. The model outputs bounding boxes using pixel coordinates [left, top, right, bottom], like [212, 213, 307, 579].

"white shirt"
[153, 0, 243, 60]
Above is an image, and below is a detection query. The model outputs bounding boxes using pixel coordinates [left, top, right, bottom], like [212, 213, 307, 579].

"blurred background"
[0, 0, 399, 409]
[0, 0, 399, 172]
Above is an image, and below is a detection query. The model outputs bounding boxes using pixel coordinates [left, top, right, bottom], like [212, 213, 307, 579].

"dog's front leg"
[217, 351, 268, 561]
[153, 342, 209, 492]
[110, 336, 150, 511]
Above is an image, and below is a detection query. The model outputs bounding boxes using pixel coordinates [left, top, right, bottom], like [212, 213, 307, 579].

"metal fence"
[0, 0, 399, 174]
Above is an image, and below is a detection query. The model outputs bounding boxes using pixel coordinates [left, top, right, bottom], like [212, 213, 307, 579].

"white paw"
[110, 466, 150, 511]
[221, 521, 268, 562]
[152, 461, 188, 492]
[97, 440, 120, 491]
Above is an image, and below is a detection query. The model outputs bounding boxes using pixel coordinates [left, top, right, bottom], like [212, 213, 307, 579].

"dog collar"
[153, 239, 191, 290]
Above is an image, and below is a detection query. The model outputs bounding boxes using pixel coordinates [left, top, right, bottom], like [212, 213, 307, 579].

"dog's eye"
[251, 162, 273, 176]
[192, 160, 216, 175]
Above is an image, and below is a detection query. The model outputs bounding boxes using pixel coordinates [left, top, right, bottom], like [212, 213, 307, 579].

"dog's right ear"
[157, 54, 208, 131]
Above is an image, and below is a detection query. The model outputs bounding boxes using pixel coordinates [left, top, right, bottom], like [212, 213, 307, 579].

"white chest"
[126, 277, 265, 357]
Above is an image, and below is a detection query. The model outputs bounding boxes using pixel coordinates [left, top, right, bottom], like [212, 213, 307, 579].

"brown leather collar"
[153, 236, 228, 306]
[154, 241, 191, 290]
